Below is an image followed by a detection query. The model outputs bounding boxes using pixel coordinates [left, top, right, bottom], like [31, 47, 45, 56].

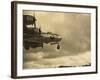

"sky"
[23, 10, 91, 69]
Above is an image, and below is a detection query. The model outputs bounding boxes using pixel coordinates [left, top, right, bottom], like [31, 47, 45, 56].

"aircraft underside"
[23, 41, 60, 50]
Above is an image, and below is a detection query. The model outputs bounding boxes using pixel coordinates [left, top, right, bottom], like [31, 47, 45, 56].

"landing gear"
[41, 43, 43, 48]
[57, 44, 60, 49]
[24, 44, 29, 50]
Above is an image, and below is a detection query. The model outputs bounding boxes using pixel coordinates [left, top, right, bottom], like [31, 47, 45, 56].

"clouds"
[23, 11, 91, 68]
[24, 51, 90, 69]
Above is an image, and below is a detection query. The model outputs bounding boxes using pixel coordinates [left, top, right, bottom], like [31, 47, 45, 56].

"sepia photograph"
[23, 10, 91, 69]
[11, 1, 97, 78]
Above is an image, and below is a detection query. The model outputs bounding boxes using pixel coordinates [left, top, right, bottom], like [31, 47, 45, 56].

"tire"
[24, 43, 29, 50]
[57, 44, 60, 49]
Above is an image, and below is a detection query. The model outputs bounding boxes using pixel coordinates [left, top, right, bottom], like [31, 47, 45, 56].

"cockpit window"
[26, 16, 33, 21]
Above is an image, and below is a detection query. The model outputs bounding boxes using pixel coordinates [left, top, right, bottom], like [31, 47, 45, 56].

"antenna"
[33, 12, 36, 28]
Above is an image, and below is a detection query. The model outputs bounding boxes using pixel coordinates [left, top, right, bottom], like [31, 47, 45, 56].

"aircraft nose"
[58, 36, 62, 40]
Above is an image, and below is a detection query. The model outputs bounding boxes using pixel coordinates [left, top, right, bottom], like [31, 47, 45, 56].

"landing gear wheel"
[24, 44, 29, 50]
[57, 44, 60, 49]
[42, 43, 43, 48]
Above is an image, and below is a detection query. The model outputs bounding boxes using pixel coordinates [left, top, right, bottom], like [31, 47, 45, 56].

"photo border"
[11, 1, 98, 78]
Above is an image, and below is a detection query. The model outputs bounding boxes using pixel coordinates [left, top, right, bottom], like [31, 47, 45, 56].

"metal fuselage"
[23, 15, 62, 49]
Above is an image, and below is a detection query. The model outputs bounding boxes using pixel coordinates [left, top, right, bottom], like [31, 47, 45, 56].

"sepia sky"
[23, 10, 91, 69]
